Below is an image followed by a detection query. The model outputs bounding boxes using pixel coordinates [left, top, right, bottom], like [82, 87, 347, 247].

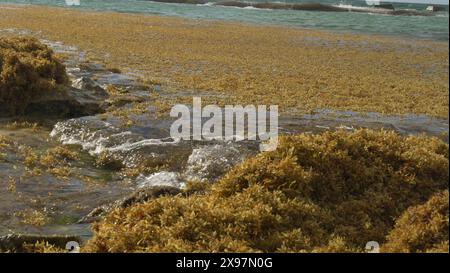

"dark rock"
[23, 86, 108, 118]
[291, 3, 347, 12]
[78, 186, 182, 223]
[253, 3, 293, 10]
[374, 4, 394, 10]
[392, 9, 434, 16]
[214, 1, 251, 8]
[72, 77, 107, 96]
[212, 1, 434, 16]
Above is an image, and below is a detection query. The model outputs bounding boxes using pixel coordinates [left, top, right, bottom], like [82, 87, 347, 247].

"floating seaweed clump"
[14, 209, 50, 227]
[0, 36, 68, 115]
[383, 190, 449, 253]
[21, 241, 66, 253]
[17, 144, 81, 179]
[84, 129, 449, 253]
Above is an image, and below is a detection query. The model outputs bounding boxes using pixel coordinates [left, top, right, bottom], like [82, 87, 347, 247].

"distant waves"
[146, 0, 442, 16]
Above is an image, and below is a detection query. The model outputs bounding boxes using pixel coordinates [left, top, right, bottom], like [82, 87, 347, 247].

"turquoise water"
[1, 0, 448, 40]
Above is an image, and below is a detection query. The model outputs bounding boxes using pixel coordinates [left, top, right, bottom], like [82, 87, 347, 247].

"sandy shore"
[0, 4, 448, 117]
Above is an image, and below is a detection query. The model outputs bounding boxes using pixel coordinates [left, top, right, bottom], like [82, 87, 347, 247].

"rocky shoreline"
[0, 6, 448, 252]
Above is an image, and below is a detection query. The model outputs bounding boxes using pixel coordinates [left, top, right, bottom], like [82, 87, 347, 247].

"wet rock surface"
[185, 143, 254, 182]
[72, 77, 105, 94]
[23, 86, 108, 118]
[50, 115, 188, 167]
[137, 171, 184, 189]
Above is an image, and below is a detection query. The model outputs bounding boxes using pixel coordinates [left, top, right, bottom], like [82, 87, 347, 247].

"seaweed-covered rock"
[0, 36, 68, 115]
[383, 190, 449, 253]
[84, 129, 449, 253]
[214, 129, 449, 247]
[85, 184, 331, 252]
[0, 36, 106, 117]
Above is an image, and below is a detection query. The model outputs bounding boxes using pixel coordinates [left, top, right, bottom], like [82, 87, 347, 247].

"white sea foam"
[137, 171, 185, 189]
[333, 4, 390, 12]
[106, 137, 180, 153]
[197, 2, 214, 6]
[50, 116, 185, 168]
